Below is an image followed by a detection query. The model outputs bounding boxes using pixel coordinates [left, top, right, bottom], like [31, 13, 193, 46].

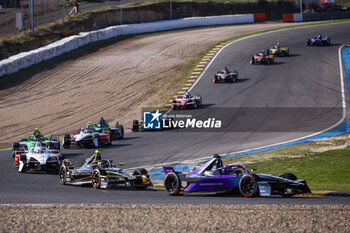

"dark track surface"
[1, 22, 350, 204]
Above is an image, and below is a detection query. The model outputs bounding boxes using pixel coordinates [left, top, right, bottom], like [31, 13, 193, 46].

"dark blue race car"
[306, 34, 331, 46]
[163, 154, 311, 197]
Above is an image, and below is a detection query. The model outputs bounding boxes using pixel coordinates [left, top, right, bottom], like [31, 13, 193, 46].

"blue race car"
[163, 154, 311, 197]
[306, 34, 331, 46]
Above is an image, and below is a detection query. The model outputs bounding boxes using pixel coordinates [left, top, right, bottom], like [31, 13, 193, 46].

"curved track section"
[1, 22, 350, 204]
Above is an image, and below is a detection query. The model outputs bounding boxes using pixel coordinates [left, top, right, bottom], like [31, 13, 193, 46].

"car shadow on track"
[213, 78, 250, 84]
[108, 143, 132, 148]
[183, 192, 318, 199]
[61, 152, 85, 158]
[282, 54, 300, 57]
[270, 61, 286, 65]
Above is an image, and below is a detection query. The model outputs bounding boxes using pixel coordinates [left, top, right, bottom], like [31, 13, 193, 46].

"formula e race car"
[163, 154, 311, 197]
[306, 34, 331, 46]
[14, 141, 64, 173]
[268, 43, 289, 56]
[172, 92, 202, 110]
[93, 117, 124, 140]
[250, 51, 274, 65]
[62, 126, 111, 149]
[59, 152, 153, 189]
[11, 128, 60, 158]
[213, 67, 238, 83]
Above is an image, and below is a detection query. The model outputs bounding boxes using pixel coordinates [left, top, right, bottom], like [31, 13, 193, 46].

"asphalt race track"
[1, 22, 350, 204]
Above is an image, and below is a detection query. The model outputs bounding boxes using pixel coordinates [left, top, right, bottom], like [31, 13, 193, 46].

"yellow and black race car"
[59, 151, 152, 189]
[268, 43, 289, 57]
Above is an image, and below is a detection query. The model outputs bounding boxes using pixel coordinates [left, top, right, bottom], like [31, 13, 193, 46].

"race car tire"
[213, 76, 217, 84]
[133, 168, 148, 176]
[132, 120, 139, 132]
[279, 173, 298, 181]
[58, 154, 65, 161]
[306, 39, 311, 46]
[92, 169, 107, 189]
[11, 142, 20, 158]
[250, 58, 254, 64]
[59, 166, 67, 185]
[62, 134, 71, 149]
[116, 124, 124, 138]
[239, 174, 259, 198]
[133, 168, 149, 189]
[52, 137, 60, 150]
[164, 172, 181, 196]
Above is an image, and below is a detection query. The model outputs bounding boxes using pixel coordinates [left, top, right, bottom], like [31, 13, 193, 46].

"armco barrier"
[0, 14, 254, 77]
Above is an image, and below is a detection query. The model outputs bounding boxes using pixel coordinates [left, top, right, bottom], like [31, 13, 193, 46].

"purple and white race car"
[213, 67, 238, 83]
[163, 154, 311, 197]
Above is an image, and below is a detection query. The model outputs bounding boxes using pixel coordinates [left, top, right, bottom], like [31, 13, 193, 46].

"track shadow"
[236, 78, 250, 83]
[213, 78, 250, 84]
[282, 54, 300, 57]
[117, 136, 140, 140]
[61, 152, 84, 158]
[108, 143, 132, 148]
[18, 169, 59, 175]
[268, 61, 286, 65]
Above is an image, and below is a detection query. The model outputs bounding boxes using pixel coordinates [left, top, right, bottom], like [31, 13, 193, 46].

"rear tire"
[239, 174, 259, 198]
[164, 172, 181, 196]
[62, 134, 71, 149]
[133, 168, 148, 176]
[59, 166, 67, 185]
[92, 169, 107, 189]
[11, 142, 20, 158]
[52, 137, 60, 150]
[132, 120, 139, 132]
[116, 124, 124, 138]
[279, 173, 298, 181]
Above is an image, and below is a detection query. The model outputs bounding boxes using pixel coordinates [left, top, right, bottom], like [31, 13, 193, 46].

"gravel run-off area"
[1, 204, 349, 232]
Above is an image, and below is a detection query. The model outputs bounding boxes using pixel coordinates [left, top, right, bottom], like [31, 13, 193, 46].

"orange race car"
[250, 51, 274, 65]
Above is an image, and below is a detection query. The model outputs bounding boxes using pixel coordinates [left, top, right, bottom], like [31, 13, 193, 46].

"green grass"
[223, 145, 350, 191]
[0, 144, 11, 149]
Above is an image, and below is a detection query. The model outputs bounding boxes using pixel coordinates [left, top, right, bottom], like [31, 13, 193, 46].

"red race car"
[172, 92, 202, 110]
[62, 123, 112, 149]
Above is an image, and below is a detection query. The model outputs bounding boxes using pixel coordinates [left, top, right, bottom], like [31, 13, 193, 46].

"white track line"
[128, 24, 349, 171]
